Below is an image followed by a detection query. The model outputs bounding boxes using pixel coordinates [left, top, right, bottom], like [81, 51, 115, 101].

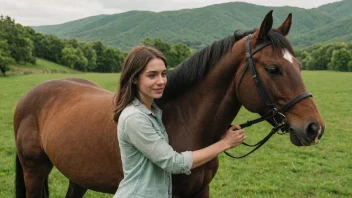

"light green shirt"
[114, 98, 193, 198]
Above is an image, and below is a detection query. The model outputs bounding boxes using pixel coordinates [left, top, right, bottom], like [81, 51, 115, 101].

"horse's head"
[234, 11, 325, 146]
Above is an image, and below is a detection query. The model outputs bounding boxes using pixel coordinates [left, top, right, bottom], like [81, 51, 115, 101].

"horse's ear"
[258, 10, 273, 40]
[277, 13, 292, 36]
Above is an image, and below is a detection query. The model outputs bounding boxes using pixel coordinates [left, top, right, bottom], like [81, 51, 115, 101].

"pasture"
[0, 71, 351, 197]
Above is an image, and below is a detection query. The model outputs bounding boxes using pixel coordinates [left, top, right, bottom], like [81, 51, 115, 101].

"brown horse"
[14, 11, 325, 198]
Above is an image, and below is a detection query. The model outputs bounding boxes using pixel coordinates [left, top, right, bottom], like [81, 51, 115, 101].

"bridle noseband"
[225, 35, 312, 159]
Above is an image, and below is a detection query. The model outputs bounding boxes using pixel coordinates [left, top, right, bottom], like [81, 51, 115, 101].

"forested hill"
[317, 0, 352, 20]
[33, 0, 351, 50]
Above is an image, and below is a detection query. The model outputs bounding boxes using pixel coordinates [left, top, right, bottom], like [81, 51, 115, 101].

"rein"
[225, 35, 312, 159]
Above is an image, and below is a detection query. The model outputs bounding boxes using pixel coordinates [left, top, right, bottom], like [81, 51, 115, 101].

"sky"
[0, 0, 342, 26]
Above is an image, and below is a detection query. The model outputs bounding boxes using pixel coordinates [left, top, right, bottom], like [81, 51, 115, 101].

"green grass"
[1, 71, 351, 197]
[7, 58, 78, 75]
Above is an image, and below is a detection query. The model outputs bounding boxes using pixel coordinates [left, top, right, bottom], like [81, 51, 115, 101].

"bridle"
[225, 34, 312, 159]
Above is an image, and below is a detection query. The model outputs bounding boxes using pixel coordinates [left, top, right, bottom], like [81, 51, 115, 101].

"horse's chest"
[173, 157, 219, 197]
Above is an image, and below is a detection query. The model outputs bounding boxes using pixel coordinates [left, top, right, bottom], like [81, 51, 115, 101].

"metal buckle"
[272, 108, 286, 125]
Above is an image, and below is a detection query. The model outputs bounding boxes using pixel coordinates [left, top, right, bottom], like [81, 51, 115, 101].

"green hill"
[8, 58, 79, 75]
[33, 1, 351, 50]
[317, 0, 352, 20]
[292, 17, 352, 48]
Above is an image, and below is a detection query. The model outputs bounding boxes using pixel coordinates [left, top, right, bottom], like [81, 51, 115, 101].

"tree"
[91, 41, 105, 71]
[168, 43, 193, 67]
[141, 38, 193, 67]
[296, 43, 352, 72]
[0, 16, 35, 64]
[97, 48, 125, 72]
[296, 50, 311, 70]
[80, 43, 97, 71]
[329, 49, 351, 71]
[0, 40, 15, 76]
[310, 45, 330, 70]
[67, 39, 79, 48]
[46, 35, 65, 63]
[61, 47, 88, 71]
[348, 61, 352, 72]
[142, 38, 171, 57]
[32, 33, 47, 58]
[33, 34, 64, 63]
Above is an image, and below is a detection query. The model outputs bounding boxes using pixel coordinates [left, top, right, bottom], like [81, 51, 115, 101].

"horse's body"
[14, 79, 123, 193]
[14, 12, 325, 198]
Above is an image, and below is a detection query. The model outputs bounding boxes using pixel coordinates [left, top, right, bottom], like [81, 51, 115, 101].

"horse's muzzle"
[289, 121, 325, 146]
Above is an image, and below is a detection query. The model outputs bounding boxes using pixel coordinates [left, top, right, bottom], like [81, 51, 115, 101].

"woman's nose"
[157, 75, 166, 84]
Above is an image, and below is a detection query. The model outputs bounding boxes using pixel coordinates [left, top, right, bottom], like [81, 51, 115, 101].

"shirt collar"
[132, 98, 162, 116]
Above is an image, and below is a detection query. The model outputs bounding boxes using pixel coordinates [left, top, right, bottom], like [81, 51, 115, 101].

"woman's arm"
[191, 125, 245, 169]
[123, 114, 245, 174]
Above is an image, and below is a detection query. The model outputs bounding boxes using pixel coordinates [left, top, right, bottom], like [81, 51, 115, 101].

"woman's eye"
[149, 74, 156, 78]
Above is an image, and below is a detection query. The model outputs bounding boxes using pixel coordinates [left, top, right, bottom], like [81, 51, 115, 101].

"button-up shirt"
[114, 98, 193, 198]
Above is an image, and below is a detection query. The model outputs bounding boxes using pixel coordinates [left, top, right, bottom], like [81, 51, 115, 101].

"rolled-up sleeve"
[124, 113, 193, 175]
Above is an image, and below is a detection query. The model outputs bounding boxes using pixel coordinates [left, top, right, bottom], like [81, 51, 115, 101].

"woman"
[113, 46, 246, 197]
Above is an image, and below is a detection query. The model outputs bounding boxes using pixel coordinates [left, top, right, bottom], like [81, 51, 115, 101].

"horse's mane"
[157, 29, 294, 103]
[159, 35, 236, 102]
[267, 29, 294, 56]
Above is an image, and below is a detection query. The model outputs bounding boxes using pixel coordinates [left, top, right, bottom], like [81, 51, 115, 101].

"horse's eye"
[266, 65, 282, 75]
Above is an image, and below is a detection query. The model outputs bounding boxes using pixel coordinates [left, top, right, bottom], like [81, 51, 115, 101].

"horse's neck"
[162, 52, 243, 149]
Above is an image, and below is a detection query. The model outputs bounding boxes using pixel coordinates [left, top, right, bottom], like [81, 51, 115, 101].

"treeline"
[296, 43, 352, 72]
[2, 15, 352, 76]
[0, 16, 193, 76]
[141, 38, 193, 68]
[0, 16, 126, 75]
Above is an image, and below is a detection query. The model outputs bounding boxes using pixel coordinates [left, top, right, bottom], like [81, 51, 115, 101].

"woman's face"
[135, 58, 167, 104]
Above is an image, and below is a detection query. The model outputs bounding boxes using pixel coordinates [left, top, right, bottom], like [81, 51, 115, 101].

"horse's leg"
[65, 181, 88, 198]
[15, 154, 26, 198]
[191, 186, 209, 198]
[16, 118, 53, 198]
[21, 156, 52, 198]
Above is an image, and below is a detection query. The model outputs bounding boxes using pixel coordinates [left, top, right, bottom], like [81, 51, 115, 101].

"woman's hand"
[191, 124, 246, 169]
[221, 125, 246, 150]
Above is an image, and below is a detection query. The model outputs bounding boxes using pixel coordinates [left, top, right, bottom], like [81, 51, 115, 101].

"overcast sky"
[0, 0, 342, 26]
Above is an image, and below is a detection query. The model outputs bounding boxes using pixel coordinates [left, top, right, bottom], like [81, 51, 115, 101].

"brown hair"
[113, 46, 167, 122]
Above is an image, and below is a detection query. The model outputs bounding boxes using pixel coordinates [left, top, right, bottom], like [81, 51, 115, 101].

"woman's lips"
[153, 88, 164, 93]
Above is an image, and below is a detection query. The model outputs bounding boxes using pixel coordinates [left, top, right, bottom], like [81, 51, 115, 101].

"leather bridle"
[225, 35, 312, 159]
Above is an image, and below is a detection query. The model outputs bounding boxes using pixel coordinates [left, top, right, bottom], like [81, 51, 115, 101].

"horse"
[14, 11, 325, 198]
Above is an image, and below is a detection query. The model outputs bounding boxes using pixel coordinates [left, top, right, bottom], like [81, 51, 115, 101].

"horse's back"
[63, 77, 102, 88]
[15, 78, 106, 130]
[14, 78, 123, 193]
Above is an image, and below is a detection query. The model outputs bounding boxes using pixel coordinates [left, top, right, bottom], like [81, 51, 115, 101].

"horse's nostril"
[306, 122, 319, 141]
[318, 124, 325, 139]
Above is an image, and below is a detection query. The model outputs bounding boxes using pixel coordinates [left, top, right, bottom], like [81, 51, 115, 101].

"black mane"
[160, 35, 236, 102]
[157, 29, 293, 103]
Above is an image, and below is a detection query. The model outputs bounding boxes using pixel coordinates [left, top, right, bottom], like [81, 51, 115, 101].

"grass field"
[1, 71, 351, 197]
[7, 58, 78, 76]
